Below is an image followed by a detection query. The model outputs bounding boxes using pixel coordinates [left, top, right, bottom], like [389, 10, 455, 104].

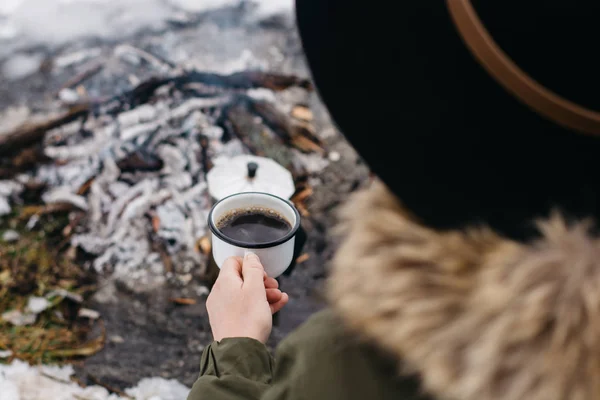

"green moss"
[0, 208, 101, 365]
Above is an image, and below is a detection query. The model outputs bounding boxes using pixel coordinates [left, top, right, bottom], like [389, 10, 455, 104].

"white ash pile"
[0, 69, 325, 290]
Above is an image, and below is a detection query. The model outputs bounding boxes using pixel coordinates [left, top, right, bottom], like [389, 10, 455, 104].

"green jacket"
[190, 182, 598, 400]
[187, 310, 428, 400]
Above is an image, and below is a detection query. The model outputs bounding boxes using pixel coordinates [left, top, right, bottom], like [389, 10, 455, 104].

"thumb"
[242, 252, 266, 292]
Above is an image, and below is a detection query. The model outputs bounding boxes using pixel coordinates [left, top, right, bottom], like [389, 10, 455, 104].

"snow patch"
[0, 0, 293, 48]
[0, 360, 191, 400]
[2, 53, 44, 80]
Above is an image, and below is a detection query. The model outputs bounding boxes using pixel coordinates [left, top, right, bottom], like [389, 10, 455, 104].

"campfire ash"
[0, 66, 325, 290]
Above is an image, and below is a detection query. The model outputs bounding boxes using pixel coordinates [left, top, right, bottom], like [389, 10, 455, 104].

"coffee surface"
[216, 207, 292, 244]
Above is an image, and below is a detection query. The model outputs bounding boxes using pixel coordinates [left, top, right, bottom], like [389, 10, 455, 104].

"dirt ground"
[1, 7, 371, 389]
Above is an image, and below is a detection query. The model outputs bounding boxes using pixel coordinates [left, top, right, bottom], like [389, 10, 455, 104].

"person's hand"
[206, 253, 289, 343]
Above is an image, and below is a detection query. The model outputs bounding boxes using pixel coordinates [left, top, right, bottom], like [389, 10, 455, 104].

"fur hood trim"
[329, 181, 600, 400]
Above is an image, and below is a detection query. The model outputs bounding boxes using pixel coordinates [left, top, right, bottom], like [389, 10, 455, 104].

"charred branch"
[247, 98, 325, 155]
[223, 102, 305, 177]
[0, 104, 90, 157]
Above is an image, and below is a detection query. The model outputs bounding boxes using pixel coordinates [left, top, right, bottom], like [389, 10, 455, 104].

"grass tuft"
[0, 208, 102, 364]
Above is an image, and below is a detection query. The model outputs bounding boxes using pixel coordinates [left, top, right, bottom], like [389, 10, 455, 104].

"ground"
[81, 134, 368, 388]
[0, 4, 370, 390]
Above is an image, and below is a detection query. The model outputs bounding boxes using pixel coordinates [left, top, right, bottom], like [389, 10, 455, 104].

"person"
[188, 1, 600, 399]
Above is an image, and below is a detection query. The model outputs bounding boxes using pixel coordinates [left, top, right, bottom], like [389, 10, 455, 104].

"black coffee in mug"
[216, 207, 292, 244]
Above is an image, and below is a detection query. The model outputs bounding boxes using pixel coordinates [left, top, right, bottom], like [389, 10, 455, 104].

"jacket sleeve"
[187, 337, 274, 400]
[185, 311, 340, 400]
[187, 310, 417, 400]
[186, 310, 361, 400]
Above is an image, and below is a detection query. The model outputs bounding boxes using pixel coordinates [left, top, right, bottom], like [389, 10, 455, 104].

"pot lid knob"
[247, 162, 259, 179]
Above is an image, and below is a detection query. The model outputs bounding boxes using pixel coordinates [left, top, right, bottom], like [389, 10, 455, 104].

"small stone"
[109, 335, 125, 344]
[0, 197, 10, 216]
[58, 88, 80, 104]
[0, 180, 23, 197]
[308, 177, 322, 187]
[65, 246, 77, 261]
[0, 350, 13, 359]
[246, 88, 276, 103]
[27, 297, 51, 314]
[2, 230, 19, 243]
[291, 105, 313, 122]
[2, 310, 36, 326]
[195, 286, 210, 297]
[78, 308, 101, 320]
[178, 274, 193, 285]
[26, 215, 40, 230]
[2, 53, 44, 81]
[328, 151, 341, 162]
[320, 127, 337, 139]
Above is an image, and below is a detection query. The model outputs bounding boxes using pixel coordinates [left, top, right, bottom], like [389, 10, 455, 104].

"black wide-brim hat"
[296, 0, 600, 240]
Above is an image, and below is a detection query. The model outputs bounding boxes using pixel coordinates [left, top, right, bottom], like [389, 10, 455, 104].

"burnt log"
[117, 150, 164, 173]
[0, 104, 89, 157]
[223, 102, 305, 178]
[247, 98, 325, 155]
[177, 70, 313, 92]
[108, 71, 312, 113]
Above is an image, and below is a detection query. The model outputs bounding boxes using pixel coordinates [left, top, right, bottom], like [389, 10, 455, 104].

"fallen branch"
[296, 253, 310, 264]
[77, 178, 95, 196]
[169, 298, 197, 305]
[41, 372, 75, 385]
[59, 62, 104, 91]
[291, 186, 314, 204]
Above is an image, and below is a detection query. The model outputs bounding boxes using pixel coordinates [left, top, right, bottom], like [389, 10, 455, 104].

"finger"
[264, 277, 279, 289]
[270, 293, 289, 314]
[219, 256, 243, 284]
[242, 252, 266, 292]
[266, 288, 283, 304]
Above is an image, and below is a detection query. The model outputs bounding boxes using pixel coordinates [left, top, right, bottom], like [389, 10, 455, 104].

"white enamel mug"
[208, 192, 301, 278]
